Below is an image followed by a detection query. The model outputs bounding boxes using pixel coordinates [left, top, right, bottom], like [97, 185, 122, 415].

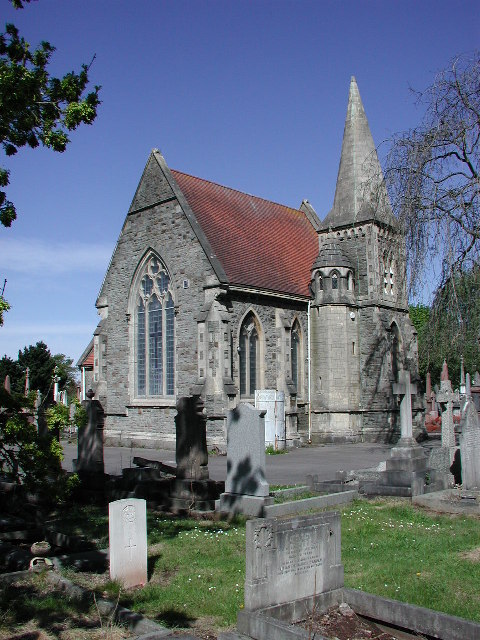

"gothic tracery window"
[239, 313, 261, 397]
[331, 271, 339, 290]
[135, 255, 175, 397]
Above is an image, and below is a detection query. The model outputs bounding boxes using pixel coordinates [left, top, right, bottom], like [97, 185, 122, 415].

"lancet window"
[239, 313, 261, 398]
[135, 255, 175, 397]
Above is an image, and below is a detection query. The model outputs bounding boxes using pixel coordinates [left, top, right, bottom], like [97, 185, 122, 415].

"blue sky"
[0, 0, 478, 365]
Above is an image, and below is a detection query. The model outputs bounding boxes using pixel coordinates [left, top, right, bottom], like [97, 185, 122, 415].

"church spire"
[322, 77, 395, 230]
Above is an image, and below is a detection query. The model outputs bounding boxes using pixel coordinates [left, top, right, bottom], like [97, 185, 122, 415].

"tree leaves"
[0, 15, 101, 227]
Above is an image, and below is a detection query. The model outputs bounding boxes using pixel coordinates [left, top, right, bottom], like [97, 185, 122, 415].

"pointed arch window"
[291, 320, 302, 391]
[135, 255, 175, 397]
[239, 313, 261, 398]
[331, 271, 339, 290]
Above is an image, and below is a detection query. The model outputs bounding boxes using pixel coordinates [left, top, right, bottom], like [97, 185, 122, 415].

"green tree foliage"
[385, 51, 479, 298]
[0, 295, 9, 325]
[17, 341, 55, 398]
[0, 342, 77, 401]
[412, 268, 480, 388]
[0, 385, 76, 502]
[0, 2, 101, 227]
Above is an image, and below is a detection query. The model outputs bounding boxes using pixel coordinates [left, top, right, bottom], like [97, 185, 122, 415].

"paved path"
[62, 441, 393, 485]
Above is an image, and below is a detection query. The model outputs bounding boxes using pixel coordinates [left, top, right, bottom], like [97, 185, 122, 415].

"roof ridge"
[171, 168, 303, 215]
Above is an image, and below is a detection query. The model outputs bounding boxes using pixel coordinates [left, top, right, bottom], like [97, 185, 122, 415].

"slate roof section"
[171, 170, 318, 297]
[312, 242, 353, 270]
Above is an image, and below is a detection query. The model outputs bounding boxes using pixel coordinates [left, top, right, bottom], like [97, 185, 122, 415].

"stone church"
[79, 77, 419, 449]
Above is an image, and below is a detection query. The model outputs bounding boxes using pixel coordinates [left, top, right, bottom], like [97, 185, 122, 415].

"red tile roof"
[79, 346, 94, 368]
[171, 170, 318, 297]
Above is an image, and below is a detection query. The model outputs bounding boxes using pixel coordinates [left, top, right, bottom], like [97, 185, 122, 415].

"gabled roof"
[77, 339, 94, 368]
[322, 77, 396, 230]
[171, 170, 318, 297]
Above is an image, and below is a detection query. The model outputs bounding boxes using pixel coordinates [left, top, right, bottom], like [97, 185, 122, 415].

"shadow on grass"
[1, 582, 99, 637]
[154, 607, 197, 629]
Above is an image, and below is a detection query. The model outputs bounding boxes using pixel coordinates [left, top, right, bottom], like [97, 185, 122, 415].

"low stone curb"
[44, 571, 172, 637]
[263, 489, 358, 517]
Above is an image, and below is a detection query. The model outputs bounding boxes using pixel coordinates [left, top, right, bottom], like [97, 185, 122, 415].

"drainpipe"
[307, 300, 312, 442]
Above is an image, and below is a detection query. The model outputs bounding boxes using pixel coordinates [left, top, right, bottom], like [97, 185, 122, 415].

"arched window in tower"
[318, 274, 324, 290]
[239, 313, 261, 398]
[291, 320, 301, 390]
[331, 271, 339, 290]
[384, 254, 394, 295]
[347, 270, 354, 291]
[134, 255, 175, 397]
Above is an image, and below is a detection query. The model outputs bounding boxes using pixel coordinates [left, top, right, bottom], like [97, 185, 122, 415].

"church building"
[80, 78, 419, 449]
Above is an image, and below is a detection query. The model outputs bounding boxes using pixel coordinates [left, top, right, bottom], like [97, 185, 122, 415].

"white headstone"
[255, 389, 285, 448]
[109, 498, 147, 588]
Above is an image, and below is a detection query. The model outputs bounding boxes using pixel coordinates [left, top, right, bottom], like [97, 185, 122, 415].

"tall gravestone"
[242, 512, 344, 612]
[218, 403, 273, 516]
[73, 389, 105, 476]
[459, 393, 480, 490]
[175, 395, 209, 481]
[437, 361, 459, 464]
[109, 498, 147, 588]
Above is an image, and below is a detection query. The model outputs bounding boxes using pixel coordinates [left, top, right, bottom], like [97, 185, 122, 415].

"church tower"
[310, 77, 418, 443]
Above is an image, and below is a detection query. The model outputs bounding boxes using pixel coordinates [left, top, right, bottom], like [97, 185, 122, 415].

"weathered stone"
[108, 498, 147, 588]
[175, 395, 209, 481]
[244, 512, 344, 611]
[459, 400, 480, 490]
[73, 392, 105, 476]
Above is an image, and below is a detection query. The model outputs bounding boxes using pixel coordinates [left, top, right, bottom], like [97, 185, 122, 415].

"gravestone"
[437, 363, 459, 464]
[393, 370, 417, 445]
[34, 390, 48, 439]
[243, 512, 344, 611]
[175, 395, 209, 481]
[218, 403, 273, 516]
[73, 389, 105, 476]
[255, 389, 286, 449]
[109, 498, 147, 588]
[4, 375, 10, 393]
[459, 400, 480, 490]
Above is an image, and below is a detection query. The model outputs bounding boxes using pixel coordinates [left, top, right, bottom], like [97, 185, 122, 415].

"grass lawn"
[5, 498, 480, 638]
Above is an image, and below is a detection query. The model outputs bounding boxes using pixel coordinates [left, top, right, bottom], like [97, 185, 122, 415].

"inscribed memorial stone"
[109, 498, 147, 588]
[244, 512, 344, 611]
[459, 400, 480, 490]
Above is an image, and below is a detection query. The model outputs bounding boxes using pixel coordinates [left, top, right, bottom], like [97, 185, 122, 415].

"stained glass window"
[135, 256, 175, 397]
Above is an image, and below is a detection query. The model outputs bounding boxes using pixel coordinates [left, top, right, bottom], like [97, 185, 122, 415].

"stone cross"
[436, 371, 459, 463]
[24, 367, 30, 396]
[393, 370, 417, 444]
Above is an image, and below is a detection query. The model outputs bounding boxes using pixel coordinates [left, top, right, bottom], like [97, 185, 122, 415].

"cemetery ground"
[2, 498, 480, 639]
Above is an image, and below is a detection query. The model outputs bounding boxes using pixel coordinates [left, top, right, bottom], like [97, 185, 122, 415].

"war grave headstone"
[73, 389, 105, 478]
[109, 498, 147, 588]
[218, 403, 273, 516]
[254, 389, 286, 449]
[237, 510, 480, 640]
